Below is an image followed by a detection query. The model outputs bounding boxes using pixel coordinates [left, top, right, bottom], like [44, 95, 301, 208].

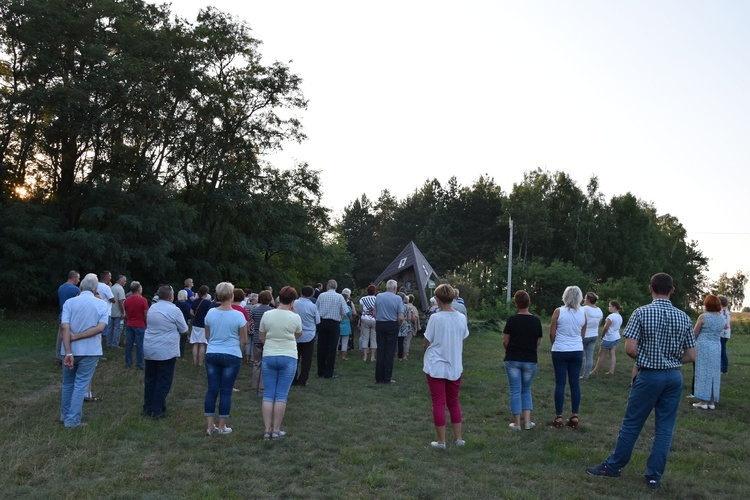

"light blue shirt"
[295, 297, 320, 343]
[205, 308, 246, 358]
[374, 291, 403, 322]
[60, 290, 109, 356]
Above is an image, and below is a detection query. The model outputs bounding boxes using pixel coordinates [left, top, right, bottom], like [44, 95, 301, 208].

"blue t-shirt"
[205, 308, 246, 358]
[191, 297, 216, 328]
[175, 301, 192, 323]
[374, 291, 403, 322]
[58, 283, 80, 320]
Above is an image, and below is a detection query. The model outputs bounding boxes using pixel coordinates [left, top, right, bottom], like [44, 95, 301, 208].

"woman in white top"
[423, 284, 469, 450]
[259, 286, 302, 440]
[590, 301, 623, 376]
[358, 285, 378, 362]
[580, 292, 603, 380]
[549, 286, 586, 429]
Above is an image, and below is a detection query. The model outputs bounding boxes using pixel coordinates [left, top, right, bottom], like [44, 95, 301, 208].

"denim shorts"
[601, 339, 620, 350]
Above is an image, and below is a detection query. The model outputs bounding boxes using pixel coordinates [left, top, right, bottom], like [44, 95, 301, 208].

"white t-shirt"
[259, 309, 301, 359]
[583, 305, 603, 339]
[97, 282, 114, 303]
[423, 311, 469, 381]
[603, 313, 623, 342]
[551, 307, 585, 352]
[721, 309, 731, 339]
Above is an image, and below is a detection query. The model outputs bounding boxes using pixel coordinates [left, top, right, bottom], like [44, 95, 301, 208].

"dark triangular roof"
[373, 241, 439, 311]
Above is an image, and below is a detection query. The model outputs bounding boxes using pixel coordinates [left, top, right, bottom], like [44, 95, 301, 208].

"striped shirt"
[623, 299, 695, 370]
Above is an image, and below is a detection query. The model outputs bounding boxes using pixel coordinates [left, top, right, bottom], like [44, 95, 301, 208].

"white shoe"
[692, 403, 716, 410]
[525, 422, 536, 430]
[430, 441, 446, 450]
[218, 426, 233, 434]
[686, 394, 697, 399]
[509, 423, 522, 431]
[455, 439, 466, 447]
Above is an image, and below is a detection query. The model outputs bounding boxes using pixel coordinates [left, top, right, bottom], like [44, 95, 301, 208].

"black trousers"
[317, 319, 340, 378]
[375, 321, 399, 383]
[294, 339, 315, 386]
[143, 358, 176, 417]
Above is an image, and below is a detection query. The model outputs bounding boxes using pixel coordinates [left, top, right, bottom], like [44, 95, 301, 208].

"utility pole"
[506, 213, 513, 303]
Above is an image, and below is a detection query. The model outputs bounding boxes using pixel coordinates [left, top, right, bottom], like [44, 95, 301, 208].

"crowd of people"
[56, 270, 731, 489]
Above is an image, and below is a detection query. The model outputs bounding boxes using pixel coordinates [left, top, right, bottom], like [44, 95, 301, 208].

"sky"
[160, 0, 749, 305]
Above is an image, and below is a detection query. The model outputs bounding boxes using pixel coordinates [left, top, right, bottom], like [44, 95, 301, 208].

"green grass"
[1, 312, 748, 499]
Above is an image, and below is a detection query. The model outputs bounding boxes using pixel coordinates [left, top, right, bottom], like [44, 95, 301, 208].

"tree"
[713, 271, 748, 311]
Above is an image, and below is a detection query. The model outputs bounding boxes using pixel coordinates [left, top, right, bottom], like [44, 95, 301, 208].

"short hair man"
[293, 286, 321, 386]
[586, 273, 696, 489]
[373, 279, 404, 384]
[106, 275, 127, 348]
[60, 273, 109, 428]
[56, 270, 80, 363]
[315, 279, 348, 379]
[452, 289, 467, 317]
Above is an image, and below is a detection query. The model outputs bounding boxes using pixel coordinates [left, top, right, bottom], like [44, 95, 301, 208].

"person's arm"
[61, 323, 74, 368]
[682, 346, 697, 363]
[205, 324, 211, 342]
[580, 317, 587, 339]
[239, 324, 248, 353]
[259, 327, 266, 344]
[693, 314, 705, 338]
[625, 337, 638, 359]
[601, 318, 612, 338]
[69, 323, 107, 342]
[503, 333, 510, 350]
[118, 297, 125, 316]
[397, 311, 404, 327]
[549, 308, 560, 345]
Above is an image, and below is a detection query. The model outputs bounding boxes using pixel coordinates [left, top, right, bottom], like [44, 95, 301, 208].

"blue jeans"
[720, 337, 728, 373]
[60, 356, 99, 427]
[262, 355, 297, 403]
[581, 337, 597, 378]
[106, 316, 124, 347]
[605, 368, 683, 481]
[551, 350, 583, 415]
[125, 327, 145, 368]
[204, 353, 242, 418]
[143, 358, 176, 417]
[504, 361, 538, 415]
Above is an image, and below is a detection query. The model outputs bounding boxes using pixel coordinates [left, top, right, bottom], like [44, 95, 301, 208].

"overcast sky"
[161, 0, 750, 305]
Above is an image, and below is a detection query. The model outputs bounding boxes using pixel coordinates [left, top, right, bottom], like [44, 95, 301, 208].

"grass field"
[1, 312, 748, 499]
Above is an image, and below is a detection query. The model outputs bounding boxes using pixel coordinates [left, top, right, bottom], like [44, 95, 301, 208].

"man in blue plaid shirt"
[587, 273, 696, 489]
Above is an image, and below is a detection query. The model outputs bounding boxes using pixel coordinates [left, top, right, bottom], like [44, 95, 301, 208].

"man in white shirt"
[107, 275, 127, 348]
[60, 273, 109, 428]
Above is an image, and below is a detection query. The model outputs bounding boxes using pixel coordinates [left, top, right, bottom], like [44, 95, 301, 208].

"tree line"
[0, 1, 732, 314]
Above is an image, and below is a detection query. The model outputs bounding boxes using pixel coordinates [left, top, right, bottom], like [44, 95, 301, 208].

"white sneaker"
[430, 441, 446, 450]
[525, 422, 536, 430]
[455, 439, 466, 447]
[509, 423, 522, 431]
[686, 394, 696, 399]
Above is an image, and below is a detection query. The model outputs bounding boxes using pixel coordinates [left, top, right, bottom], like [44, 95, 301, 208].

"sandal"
[566, 415, 579, 429]
[263, 431, 272, 440]
[553, 415, 564, 428]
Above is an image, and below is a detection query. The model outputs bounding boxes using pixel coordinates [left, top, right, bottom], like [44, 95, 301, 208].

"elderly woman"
[143, 285, 188, 419]
[549, 286, 587, 428]
[259, 286, 302, 440]
[203, 282, 248, 435]
[423, 283, 469, 449]
[358, 285, 378, 362]
[339, 288, 355, 361]
[503, 290, 543, 431]
[692, 294, 724, 410]
[404, 294, 420, 357]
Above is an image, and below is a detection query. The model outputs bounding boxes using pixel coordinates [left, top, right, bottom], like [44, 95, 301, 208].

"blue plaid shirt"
[623, 298, 695, 370]
[315, 290, 348, 321]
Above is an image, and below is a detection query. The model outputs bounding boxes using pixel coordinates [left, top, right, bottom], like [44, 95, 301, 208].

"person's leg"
[60, 362, 75, 423]
[505, 361, 522, 427]
[582, 337, 596, 378]
[364, 317, 377, 361]
[143, 359, 157, 416]
[375, 322, 386, 382]
[645, 370, 683, 482]
[608, 346, 617, 375]
[153, 358, 177, 418]
[720, 337, 728, 374]
[198, 343, 206, 366]
[56, 322, 64, 363]
[179, 332, 187, 358]
[262, 401, 274, 434]
[605, 370, 662, 471]
[299, 339, 315, 386]
[324, 320, 339, 378]
[568, 351, 583, 414]
[521, 362, 538, 425]
[271, 356, 296, 431]
[217, 355, 241, 426]
[383, 324, 398, 382]
[204, 354, 221, 426]
[591, 348, 606, 376]
[252, 343, 263, 391]
[397, 336, 405, 360]
[125, 327, 134, 367]
[551, 352, 567, 416]
[316, 324, 327, 377]
[135, 327, 145, 369]
[193, 342, 199, 366]
[340, 335, 349, 360]
[426, 375, 447, 443]
[404, 331, 413, 359]
[106, 317, 115, 347]
[64, 356, 98, 427]
[445, 377, 463, 441]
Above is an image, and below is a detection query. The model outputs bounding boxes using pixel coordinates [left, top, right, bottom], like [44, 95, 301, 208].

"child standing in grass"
[590, 301, 623, 376]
